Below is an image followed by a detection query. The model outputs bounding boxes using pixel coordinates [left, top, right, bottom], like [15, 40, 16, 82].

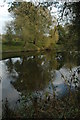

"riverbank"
[2, 40, 61, 53]
[1, 45, 80, 61]
[2, 41, 49, 53]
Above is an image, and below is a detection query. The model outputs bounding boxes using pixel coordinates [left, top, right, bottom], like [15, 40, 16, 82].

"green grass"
[2, 38, 58, 53]
[2, 40, 24, 52]
[3, 44, 24, 52]
[2, 40, 44, 53]
[2, 40, 39, 52]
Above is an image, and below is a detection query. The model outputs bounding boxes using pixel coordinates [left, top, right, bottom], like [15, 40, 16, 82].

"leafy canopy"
[6, 1, 58, 50]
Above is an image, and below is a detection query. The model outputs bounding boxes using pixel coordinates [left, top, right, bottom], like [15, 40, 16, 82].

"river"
[0, 51, 80, 118]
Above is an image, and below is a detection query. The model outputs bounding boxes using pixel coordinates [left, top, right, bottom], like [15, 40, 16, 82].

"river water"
[0, 51, 80, 117]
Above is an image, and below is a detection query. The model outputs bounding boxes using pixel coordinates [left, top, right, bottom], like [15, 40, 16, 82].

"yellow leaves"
[8, 1, 59, 50]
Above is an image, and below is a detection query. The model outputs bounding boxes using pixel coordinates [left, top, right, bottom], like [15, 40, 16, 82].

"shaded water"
[1, 51, 80, 118]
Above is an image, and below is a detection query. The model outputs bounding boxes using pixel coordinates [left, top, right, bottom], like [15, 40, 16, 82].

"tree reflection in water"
[2, 51, 80, 119]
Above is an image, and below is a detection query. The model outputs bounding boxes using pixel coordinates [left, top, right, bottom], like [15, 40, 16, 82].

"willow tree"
[7, 1, 58, 50]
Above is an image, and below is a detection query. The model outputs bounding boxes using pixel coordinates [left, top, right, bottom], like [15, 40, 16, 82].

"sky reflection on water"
[1, 51, 80, 108]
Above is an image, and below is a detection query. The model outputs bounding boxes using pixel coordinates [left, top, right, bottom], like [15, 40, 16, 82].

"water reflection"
[12, 56, 50, 92]
[1, 51, 80, 108]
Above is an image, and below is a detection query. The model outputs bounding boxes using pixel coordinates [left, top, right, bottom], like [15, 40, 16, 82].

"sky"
[0, 0, 13, 34]
[0, 0, 58, 34]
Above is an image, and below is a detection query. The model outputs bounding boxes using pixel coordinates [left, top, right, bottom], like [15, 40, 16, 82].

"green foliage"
[58, 2, 80, 51]
[4, 1, 58, 50]
[5, 24, 13, 44]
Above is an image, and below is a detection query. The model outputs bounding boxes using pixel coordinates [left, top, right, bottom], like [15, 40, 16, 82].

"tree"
[58, 2, 80, 51]
[7, 1, 58, 50]
[5, 23, 13, 44]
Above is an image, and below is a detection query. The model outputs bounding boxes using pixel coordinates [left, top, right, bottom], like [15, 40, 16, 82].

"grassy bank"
[2, 41, 25, 52]
[2, 42, 38, 53]
[2, 40, 58, 53]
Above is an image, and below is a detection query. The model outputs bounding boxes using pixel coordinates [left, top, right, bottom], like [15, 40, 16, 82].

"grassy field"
[2, 40, 46, 53]
[2, 40, 25, 52]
